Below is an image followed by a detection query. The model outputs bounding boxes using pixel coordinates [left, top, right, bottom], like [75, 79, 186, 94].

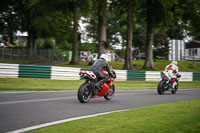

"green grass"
[0, 58, 30, 64]
[0, 78, 199, 91]
[56, 60, 200, 72]
[27, 99, 200, 133]
[0, 78, 83, 91]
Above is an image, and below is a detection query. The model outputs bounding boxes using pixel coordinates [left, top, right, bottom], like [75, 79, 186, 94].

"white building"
[185, 40, 200, 61]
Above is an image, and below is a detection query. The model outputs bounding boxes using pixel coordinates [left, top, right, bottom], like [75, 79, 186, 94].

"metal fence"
[0, 48, 200, 65]
[0, 48, 70, 64]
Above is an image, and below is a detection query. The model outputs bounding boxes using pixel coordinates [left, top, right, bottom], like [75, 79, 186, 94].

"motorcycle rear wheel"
[77, 83, 92, 103]
[104, 84, 115, 100]
[157, 80, 167, 95]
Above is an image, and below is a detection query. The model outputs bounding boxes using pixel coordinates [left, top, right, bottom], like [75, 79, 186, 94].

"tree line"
[0, 0, 200, 69]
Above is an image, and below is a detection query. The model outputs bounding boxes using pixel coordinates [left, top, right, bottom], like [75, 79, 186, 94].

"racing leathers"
[89, 58, 114, 91]
[165, 63, 181, 88]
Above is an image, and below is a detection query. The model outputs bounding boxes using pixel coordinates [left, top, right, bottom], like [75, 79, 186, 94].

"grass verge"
[27, 99, 200, 133]
[56, 60, 200, 72]
[0, 78, 199, 91]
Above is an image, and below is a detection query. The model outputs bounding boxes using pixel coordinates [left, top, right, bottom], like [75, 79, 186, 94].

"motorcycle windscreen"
[161, 71, 170, 80]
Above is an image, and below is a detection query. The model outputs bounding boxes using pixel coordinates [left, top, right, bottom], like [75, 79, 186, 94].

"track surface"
[0, 89, 200, 133]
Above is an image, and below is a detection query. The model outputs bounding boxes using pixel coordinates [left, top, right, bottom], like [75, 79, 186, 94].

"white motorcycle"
[157, 71, 181, 94]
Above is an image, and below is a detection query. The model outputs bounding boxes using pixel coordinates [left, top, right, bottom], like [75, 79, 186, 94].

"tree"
[70, 3, 79, 64]
[86, 0, 127, 52]
[123, 2, 133, 70]
[97, 0, 107, 58]
[153, 29, 169, 59]
[177, 0, 200, 40]
[143, 0, 178, 69]
[0, 0, 21, 45]
[143, 0, 155, 69]
[21, 0, 73, 51]
[109, 0, 135, 70]
[69, 0, 92, 64]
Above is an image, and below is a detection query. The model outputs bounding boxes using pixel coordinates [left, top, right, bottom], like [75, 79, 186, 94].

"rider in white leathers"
[165, 61, 181, 88]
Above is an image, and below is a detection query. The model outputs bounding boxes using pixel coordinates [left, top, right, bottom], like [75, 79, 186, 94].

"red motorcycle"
[78, 69, 116, 103]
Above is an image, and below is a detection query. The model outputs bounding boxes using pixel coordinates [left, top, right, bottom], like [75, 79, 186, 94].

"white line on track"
[1, 89, 200, 105]
[4, 89, 200, 133]
[1, 89, 199, 94]
[7, 109, 130, 133]
[0, 92, 143, 105]
[0, 90, 76, 94]
[0, 97, 74, 105]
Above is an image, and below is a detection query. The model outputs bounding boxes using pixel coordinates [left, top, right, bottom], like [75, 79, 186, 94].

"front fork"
[166, 80, 177, 90]
[164, 80, 171, 90]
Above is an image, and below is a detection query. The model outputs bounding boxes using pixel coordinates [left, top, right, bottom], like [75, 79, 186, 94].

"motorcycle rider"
[165, 61, 181, 88]
[89, 54, 114, 92]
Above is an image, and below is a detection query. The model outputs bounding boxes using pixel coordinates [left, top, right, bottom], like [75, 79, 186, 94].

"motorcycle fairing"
[79, 71, 97, 80]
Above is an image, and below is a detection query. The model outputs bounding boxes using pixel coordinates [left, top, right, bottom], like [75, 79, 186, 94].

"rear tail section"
[79, 71, 97, 82]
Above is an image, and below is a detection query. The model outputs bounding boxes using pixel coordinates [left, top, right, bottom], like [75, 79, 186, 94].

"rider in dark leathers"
[89, 54, 114, 91]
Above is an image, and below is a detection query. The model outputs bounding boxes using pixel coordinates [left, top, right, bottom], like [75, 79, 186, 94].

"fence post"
[10, 49, 12, 60]
[48, 49, 51, 63]
[18, 48, 20, 60]
[2, 49, 4, 59]
[22, 49, 24, 61]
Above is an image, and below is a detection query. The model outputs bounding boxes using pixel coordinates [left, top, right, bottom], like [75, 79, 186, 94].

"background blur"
[0, 0, 200, 69]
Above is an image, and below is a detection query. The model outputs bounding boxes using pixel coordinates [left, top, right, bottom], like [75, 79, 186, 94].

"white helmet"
[100, 54, 108, 62]
[172, 61, 177, 65]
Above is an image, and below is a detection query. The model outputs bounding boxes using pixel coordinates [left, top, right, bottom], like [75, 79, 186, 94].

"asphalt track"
[0, 89, 200, 133]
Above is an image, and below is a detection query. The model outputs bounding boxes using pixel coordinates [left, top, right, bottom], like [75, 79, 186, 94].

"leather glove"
[177, 74, 181, 78]
[110, 73, 115, 78]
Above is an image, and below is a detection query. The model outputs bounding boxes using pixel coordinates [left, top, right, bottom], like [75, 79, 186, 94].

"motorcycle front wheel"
[77, 83, 92, 103]
[104, 84, 115, 100]
[171, 83, 178, 94]
[157, 80, 167, 95]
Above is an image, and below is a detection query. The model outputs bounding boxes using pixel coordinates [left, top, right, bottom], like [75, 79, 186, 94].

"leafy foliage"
[0, 0, 200, 70]
[0, 0, 22, 44]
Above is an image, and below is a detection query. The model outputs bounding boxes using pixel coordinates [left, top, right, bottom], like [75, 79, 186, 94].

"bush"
[42, 39, 55, 49]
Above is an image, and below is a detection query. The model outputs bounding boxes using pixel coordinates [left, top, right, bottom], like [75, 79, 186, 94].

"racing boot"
[95, 83, 102, 92]
[95, 79, 106, 92]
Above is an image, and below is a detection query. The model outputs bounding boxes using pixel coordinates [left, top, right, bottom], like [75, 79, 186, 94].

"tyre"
[171, 83, 178, 94]
[104, 84, 115, 100]
[77, 83, 92, 103]
[157, 80, 167, 95]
